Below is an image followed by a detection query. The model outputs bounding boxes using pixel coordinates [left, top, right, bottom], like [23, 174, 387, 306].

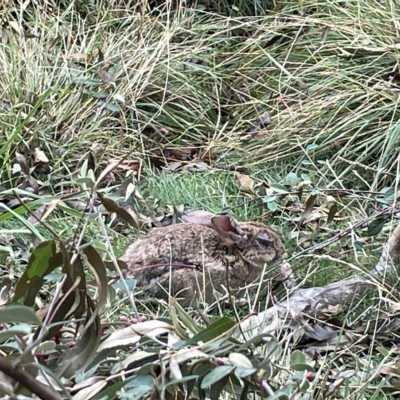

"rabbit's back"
[120, 223, 224, 268]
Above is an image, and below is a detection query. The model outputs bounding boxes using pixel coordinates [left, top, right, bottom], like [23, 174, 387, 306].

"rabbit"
[120, 212, 285, 308]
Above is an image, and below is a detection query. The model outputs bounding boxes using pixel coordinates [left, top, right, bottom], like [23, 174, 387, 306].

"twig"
[0, 356, 62, 400]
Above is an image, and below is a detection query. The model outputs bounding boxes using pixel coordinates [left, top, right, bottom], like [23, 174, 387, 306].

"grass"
[1, 0, 400, 398]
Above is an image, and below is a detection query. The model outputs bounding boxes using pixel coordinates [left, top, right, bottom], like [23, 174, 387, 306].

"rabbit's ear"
[182, 210, 215, 228]
[211, 214, 245, 242]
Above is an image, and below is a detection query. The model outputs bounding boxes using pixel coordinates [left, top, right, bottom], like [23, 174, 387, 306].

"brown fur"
[120, 213, 285, 307]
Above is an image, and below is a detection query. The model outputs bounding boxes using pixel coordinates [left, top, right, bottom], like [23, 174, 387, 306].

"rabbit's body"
[121, 213, 285, 307]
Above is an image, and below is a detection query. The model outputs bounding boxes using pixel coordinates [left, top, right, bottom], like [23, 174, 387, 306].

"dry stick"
[129, 263, 199, 273]
[0, 356, 62, 400]
[285, 204, 400, 265]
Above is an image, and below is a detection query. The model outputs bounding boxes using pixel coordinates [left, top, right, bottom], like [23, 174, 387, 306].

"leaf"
[0, 202, 45, 241]
[9, 20, 22, 35]
[80, 242, 109, 315]
[284, 172, 298, 187]
[235, 172, 254, 192]
[267, 201, 277, 212]
[306, 144, 318, 152]
[97, 320, 173, 352]
[113, 351, 158, 374]
[33, 147, 49, 164]
[299, 194, 317, 226]
[228, 352, 253, 368]
[327, 203, 337, 223]
[383, 188, 399, 202]
[210, 373, 231, 400]
[290, 350, 306, 366]
[0, 306, 40, 324]
[368, 218, 386, 236]
[15, 152, 29, 174]
[234, 366, 258, 378]
[291, 363, 315, 372]
[106, 159, 140, 172]
[13, 250, 63, 305]
[98, 70, 115, 84]
[170, 349, 209, 365]
[270, 183, 289, 194]
[96, 192, 139, 231]
[113, 93, 125, 103]
[171, 302, 201, 335]
[162, 375, 198, 398]
[100, 101, 120, 112]
[187, 317, 235, 345]
[56, 296, 101, 379]
[262, 195, 276, 203]
[93, 375, 152, 400]
[73, 379, 107, 400]
[27, 240, 57, 279]
[200, 365, 235, 389]
[70, 52, 88, 62]
[169, 306, 190, 340]
[0, 276, 12, 306]
[0, 324, 31, 344]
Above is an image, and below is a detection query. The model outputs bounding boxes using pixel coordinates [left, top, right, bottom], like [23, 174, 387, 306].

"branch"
[0, 356, 62, 400]
[237, 220, 400, 339]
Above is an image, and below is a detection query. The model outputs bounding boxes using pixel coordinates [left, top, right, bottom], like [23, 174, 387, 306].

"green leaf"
[306, 144, 318, 152]
[368, 218, 386, 236]
[162, 375, 198, 397]
[200, 366, 235, 389]
[383, 188, 400, 201]
[291, 363, 315, 372]
[0, 324, 32, 344]
[290, 350, 306, 366]
[0, 306, 40, 324]
[234, 366, 258, 378]
[270, 183, 289, 194]
[284, 172, 298, 187]
[56, 297, 101, 379]
[0, 202, 45, 240]
[267, 201, 277, 212]
[187, 316, 235, 345]
[262, 195, 276, 203]
[97, 192, 139, 230]
[377, 347, 389, 356]
[81, 241, 109, 315]
[27, 240, 57, 279]
[93, 375, 153, 400]
[99, 101, 120, 112]
[13, 251, 63, 305]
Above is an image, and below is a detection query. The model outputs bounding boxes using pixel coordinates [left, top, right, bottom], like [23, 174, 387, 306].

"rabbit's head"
[210, 214, 285, 268]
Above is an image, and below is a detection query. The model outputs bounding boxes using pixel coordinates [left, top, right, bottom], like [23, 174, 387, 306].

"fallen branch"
[237, 220, 400, 340]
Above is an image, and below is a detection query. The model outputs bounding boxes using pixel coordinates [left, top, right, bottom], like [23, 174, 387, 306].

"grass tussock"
[1, 0, 400, 189]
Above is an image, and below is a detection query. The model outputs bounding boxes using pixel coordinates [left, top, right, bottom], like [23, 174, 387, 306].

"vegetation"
[0, 0, 400, 398]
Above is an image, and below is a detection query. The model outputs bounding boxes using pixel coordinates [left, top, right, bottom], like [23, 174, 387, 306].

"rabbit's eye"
[256, 238, 273, 247]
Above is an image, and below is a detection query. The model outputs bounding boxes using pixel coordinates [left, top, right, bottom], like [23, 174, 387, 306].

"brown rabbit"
[120, 212, 285, 308]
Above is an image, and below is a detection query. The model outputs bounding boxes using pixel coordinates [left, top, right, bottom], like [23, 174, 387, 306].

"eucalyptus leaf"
[0, 306, 40, 324]
[200, 366, 235, 389]
[368, 218, 386, 236]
